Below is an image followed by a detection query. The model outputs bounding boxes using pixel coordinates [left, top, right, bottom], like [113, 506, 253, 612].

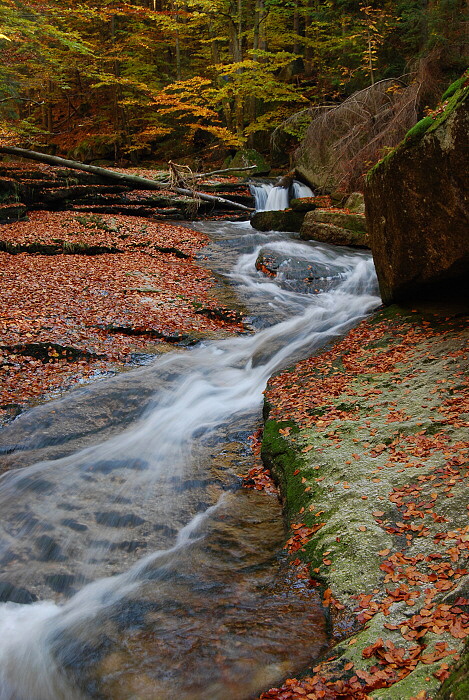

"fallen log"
[0, 146, 255, 212]
[194, 165, 257, 178]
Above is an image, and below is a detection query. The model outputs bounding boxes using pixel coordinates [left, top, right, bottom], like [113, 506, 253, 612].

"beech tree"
[0, 0, 466, 160]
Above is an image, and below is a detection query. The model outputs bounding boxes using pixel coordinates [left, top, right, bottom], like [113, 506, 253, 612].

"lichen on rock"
[260, 305, 469, 698]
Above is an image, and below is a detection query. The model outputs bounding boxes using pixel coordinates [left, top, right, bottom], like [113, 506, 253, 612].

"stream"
[0, 213, 380, 699]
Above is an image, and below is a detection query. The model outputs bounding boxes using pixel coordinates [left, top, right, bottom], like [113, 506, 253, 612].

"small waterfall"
[250, 180, 314, 212]
[291, 181, 314, 199]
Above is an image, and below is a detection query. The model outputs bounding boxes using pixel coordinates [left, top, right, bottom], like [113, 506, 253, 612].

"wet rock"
[58, 502, 81, 511]
[173, 477, 218, 492]
[88, 458, 148, 474]
[109, 540, 148, 552]
[94, 511, 146, 528]
[15, 476, 55, 494]
[153, 524, 178, 538]
[109, 598, 158, 631]
[0, 581, 38, 604]
[300, 220, 369, 248]
[194, 306, 243, 324]
[255, 252, 279, 276]
[255, 251, 337, 293]
[250, 209, 304, 232]
[300, 208, 368, 248]
[10, 512, 40, 533]
[51, 632, 113, 692]
[98, 323, 190, 344]
[289, 197, 317, 213]
[302, 208, 367, 233]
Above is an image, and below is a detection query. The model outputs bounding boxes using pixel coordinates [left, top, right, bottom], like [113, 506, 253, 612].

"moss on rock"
[435, 640, 469, 699]
[260, 305, 469, 698]
[365, 77, 469, 303]
[250, 209, 305, 232]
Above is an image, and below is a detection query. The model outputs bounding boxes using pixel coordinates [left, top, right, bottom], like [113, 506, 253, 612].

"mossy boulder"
[365, 77, 469, 304]
[303, 209, 367, 233]
[250, 209, 304, 232]
[300, 209, 369, 248]
[227, 148, 270, 176]
[344, 192, 365, 214]
[289, 197, 318, 212]
[436, 640, 469, 699]
[261, 305, 469, 698]
[0, 203, 27, 223]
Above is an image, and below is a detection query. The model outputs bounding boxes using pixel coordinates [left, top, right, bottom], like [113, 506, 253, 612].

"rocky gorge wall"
[364, 77, 469, 305]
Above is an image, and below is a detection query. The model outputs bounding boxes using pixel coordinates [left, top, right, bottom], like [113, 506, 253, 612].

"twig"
[194, 165, 257, 178]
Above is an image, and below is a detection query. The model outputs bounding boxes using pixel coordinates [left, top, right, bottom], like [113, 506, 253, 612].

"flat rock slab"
[301, 218, 369, 248]
[261, 305, 469, 698]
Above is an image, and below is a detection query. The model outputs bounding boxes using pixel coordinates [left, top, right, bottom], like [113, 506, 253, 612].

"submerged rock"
[365, 77, 469, 303]
[0, 582, 38, 604]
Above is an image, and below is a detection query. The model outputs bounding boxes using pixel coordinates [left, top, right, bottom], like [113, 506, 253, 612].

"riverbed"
[0, 220, 380, 699]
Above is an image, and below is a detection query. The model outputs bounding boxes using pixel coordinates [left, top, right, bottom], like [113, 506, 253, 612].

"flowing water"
[0, 218, 380, 699]
[249, 181, 314, 211]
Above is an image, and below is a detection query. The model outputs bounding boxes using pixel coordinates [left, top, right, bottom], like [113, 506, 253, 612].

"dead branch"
[294, 77, 422, 191]
[193, 165, 257, 178]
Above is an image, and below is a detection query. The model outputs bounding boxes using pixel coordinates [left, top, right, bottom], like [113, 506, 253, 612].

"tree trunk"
[0, 147, 255, 212]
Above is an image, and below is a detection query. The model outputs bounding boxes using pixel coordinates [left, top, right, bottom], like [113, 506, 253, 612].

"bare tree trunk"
[293, 0, 301, 54]
[0, 147, 255, 212]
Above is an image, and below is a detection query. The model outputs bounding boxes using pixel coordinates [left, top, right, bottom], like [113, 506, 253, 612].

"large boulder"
[365, 78, 469, 304]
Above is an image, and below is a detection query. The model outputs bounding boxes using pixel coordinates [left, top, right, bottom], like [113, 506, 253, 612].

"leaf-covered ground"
[0, 210, 244, 423]
[254, 306, 468, 699]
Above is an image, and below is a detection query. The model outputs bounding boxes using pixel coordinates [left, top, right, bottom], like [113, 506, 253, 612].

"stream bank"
[259, 304, 468, 699]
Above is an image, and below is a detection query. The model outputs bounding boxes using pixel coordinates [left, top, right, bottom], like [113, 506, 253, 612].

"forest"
[0, 2, 468, 700]
[0, 0, 467, 169]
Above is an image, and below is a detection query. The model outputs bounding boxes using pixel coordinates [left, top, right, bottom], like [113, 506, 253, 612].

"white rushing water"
[0, 221, 379, 699]
[249, 181, 314, 211]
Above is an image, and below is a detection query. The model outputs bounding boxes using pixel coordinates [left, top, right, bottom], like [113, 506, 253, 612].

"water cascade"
[249, 180, 314, 211]
[0, 219, 380, 699]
